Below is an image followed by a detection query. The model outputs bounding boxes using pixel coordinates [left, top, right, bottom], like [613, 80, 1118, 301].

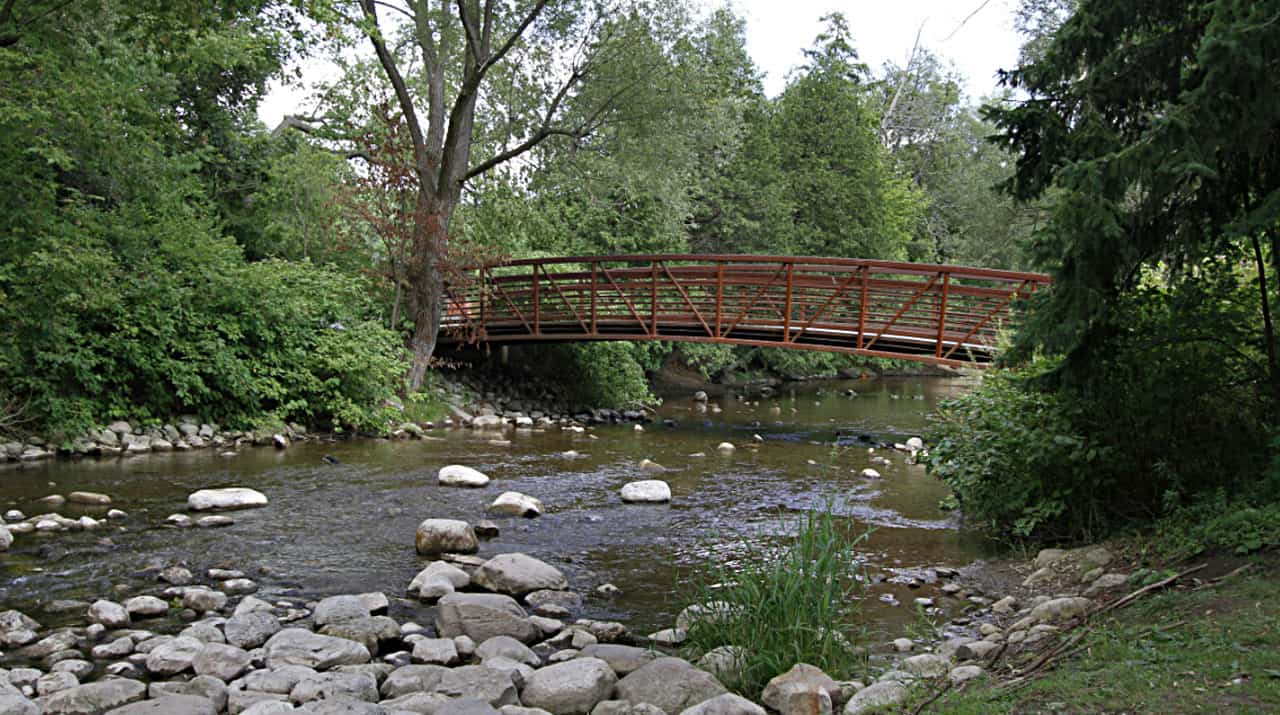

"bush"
[681, 505, 868, 697]
[927, 361, 1113, 541]
[928, 277, 1273, 543]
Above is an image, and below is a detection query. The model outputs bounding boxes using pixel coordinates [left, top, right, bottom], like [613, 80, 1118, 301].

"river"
[0, 376, 991, 640]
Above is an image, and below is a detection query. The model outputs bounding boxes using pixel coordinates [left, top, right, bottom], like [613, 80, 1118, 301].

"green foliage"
[928, 361, 1110, 541]
[682, 505, 868, 697]
[1146, 493, 1280, 561]
[0, 1, 403, 436]
[520, 343, 656, 408]
[930, 273, 1273, 542]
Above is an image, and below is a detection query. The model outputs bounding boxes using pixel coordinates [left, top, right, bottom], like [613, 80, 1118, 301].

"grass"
[681, 504, 870, 697]
[903, 554, 1280, 714]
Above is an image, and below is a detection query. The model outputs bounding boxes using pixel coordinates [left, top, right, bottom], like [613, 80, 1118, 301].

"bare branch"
[477, 0, 547, 77]
[455, 0, 483, 66]
[359, 0, 436, 194]
[373, 0, 414, 22]
[464, 67, 583, 180]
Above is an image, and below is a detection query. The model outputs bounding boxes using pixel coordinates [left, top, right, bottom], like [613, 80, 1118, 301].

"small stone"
[187, 487, 268, 511]
[196, 515, 235, 528]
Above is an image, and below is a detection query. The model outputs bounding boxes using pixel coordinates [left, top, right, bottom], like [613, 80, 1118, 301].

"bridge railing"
[439, 254, 1051, 365]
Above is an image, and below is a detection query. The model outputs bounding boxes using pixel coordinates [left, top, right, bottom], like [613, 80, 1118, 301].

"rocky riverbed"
[6, 375, 1119, 713]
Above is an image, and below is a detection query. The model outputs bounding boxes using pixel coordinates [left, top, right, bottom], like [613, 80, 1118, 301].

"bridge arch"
[438, 254, 1050, 366]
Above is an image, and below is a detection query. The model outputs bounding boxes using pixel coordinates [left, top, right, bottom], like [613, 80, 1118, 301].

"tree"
[769, 13, 922, 259]
[986, 0, 1280, 399]
[302, 0, 675, 390]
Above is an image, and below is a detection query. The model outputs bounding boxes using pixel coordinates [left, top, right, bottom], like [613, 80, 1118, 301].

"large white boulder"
[439, 465, 491, 488]
[488, 492, 544, 518]
[520, 657, 617, 714]
[620, 480, 671, 504]
[415, 519, 479, 555]
[473, 553, 568, 596]
[187, 488, 268, 511]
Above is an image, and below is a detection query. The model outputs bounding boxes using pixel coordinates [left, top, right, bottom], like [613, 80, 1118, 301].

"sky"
[257, 0, 1025, 128]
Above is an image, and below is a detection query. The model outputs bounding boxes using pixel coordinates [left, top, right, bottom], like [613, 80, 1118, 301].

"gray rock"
[591, 701, 669, 714]
[37, 671, 80, 696]
[234, 595, 276, 616]
[226, 611, 283, 649]
[0, 609, 41, 647]
[695, 647, 747, 682]
[1084, 573, 1129, 597]
[228, 689, 291, 715]
[576, 644, 658, 676]
[52, 660, 93, 680]
[315, 595, 374, 626]
[320, 616, 400, 655]
[902, 653, 948, 678]
[435, 593, 540, 644]
[842, 682, 906, 714]
[439, 465, 491, 487]
[91, 636, 135, 659]
[290, 671, 379, 704]
[411, 638, 459, 666]
[40, 679, 146, 714]
[264, 629, 372, 670]
[434, 665, 520, 707]
[193, 642, 252, 680]
[678, 693, 767, 715]
[238, 702, 296, 715]
[614, 658, 728, 714]
[146, 636, 205, 676]
[379, 665, 448, 699]
[187, 487, 268, 511]
[488, 492, 544, 518]
[181, 621, 227, 644]
[149, 675, 227, 712]
[237, 665, 318, 694]
[123, 596, 168, 618]
[182, 589, 228, 613]
[105, 695, 219, 714]
[949, 665, 984, 684]
[415, 519, 479, 555]
[377, 691, 452, 712]
[478, 636, 541, 667]
[19, 629, 78, 658]
[619, 480, 671, 503]
[409, 561, 471, 601]
[0, 691, 38, 715]
[1028, 597, 1091, 624]
[473, 553, 568, 596]
[520, 657, 616, 714]
[761, 663, 838, 714]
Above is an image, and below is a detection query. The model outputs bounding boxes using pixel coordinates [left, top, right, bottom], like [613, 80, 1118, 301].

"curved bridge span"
[438, 254, 1050, 366]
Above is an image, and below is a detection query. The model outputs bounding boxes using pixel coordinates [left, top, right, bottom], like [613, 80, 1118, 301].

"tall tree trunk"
[1252, 233, 1279, 407]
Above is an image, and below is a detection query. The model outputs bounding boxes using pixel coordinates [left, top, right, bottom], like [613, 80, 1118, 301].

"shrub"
[928, 278, 1273, 543]
[681, 505, 868, 697]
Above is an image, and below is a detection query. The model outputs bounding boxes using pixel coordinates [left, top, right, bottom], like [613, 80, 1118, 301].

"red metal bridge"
[439, 254, 1050, 366]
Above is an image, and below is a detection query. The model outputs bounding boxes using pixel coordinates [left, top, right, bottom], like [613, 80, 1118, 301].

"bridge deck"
[438, 254, 1050, 366]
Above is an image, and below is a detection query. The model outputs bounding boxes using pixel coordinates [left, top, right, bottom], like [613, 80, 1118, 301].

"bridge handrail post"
[936, 271, 950, 357]
[532, 265, 540, 337]
[650, 260, 659, 337]
[715, 261, 724, 338]
[590, 261, 597, 335]
[784, 261, 794, 343]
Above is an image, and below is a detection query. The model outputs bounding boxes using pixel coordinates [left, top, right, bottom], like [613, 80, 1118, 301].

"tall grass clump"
[681, 504, 869, 696]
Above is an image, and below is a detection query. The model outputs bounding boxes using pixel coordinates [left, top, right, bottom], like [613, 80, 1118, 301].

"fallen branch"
[1192, 563, 1253, 591]
[1099, 563, 1207, 613]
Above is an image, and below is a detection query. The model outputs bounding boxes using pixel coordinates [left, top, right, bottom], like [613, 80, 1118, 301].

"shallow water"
[0, 376, 991, 638]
